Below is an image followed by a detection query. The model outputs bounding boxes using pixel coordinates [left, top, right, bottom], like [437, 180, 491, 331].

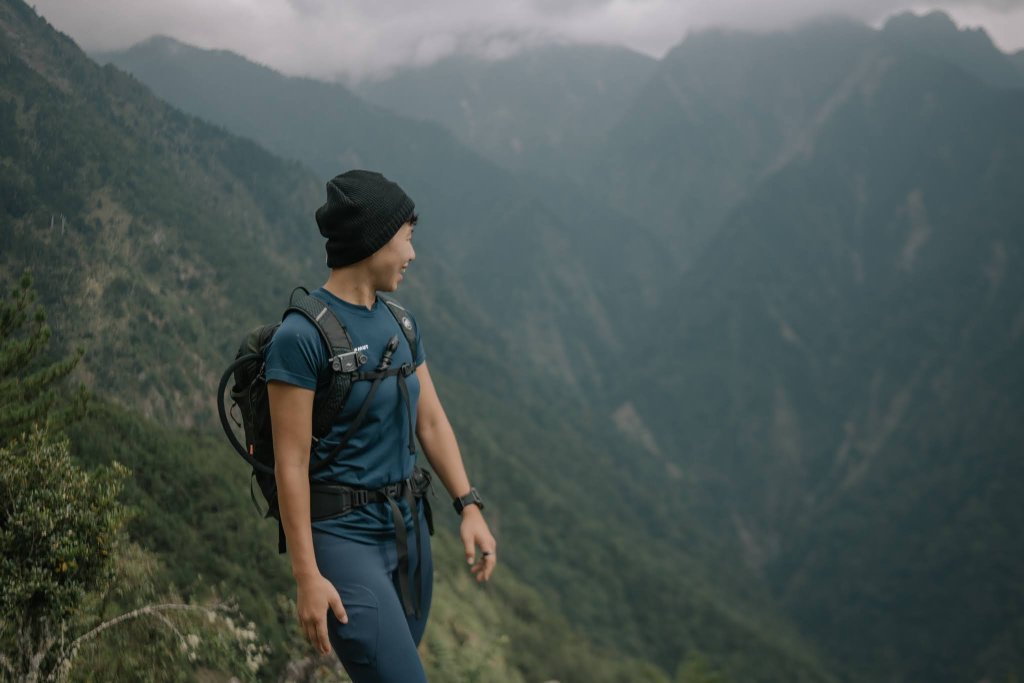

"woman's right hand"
[296, 572, 348, 655]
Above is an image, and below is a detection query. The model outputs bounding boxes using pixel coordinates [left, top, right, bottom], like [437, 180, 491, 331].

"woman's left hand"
[460, 506, 497, 582]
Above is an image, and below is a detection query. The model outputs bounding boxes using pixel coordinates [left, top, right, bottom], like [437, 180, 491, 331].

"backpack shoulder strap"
[286, 292, 353, 357]
[283, 291, 356, 438]
[381, 297, 418, 355]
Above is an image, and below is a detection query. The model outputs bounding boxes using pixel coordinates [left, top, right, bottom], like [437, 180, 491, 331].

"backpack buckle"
[331, 350, 368, 373]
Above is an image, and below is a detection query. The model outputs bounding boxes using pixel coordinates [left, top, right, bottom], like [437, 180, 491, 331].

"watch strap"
[453, 487, 484, 515]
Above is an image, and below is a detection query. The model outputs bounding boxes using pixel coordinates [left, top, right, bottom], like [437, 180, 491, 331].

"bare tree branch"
[152, 610, 187, 645]
[56, 603, 224, 677]
[26, 630, 56, 683]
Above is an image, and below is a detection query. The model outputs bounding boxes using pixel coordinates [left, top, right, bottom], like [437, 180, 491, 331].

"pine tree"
[0, 271, 87, 446]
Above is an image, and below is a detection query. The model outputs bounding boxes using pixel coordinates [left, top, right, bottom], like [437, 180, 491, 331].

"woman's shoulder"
[276, 309, 321, 339]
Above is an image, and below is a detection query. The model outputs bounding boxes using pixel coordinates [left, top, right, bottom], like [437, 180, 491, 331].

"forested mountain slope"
[1, 8, 323, 427]
[15, 1, 1021, 679]
[2, 1, 836, 680]
[347, 10, 1024, 681]
[618, 33, 1024, 683]
[596, 18, 881, 268]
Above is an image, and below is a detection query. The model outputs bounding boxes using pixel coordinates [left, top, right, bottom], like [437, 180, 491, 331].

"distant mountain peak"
[882, 9, 1024, 87]
[884, 9, 960, 34]
[880, 9, 999, 56]
[134, 34, 188, 50]
[666, 15, 872, 62]
[882, 9, 997, 49]
[122, 35, 238, 62]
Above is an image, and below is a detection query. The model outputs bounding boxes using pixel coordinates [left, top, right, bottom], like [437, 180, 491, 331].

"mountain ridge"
[353, 41, 657, 174]
[619, 36, 1024, 682]
[882, 10, 1024, 88]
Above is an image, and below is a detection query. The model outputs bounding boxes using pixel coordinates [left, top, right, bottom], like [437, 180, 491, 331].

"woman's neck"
[323, 268, 376, 310]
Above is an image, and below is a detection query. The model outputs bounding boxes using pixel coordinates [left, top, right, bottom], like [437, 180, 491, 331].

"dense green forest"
[4, 0, 1024, 680]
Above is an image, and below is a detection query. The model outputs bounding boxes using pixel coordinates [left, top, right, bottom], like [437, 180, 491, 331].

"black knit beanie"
[315, 170, 416, 268]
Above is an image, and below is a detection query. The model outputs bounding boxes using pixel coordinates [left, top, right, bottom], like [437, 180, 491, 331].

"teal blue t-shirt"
[263, 287, 426, 544]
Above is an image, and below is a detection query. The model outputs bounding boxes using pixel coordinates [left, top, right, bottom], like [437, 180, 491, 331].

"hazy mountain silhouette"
[596, 17, 879, 267]
[617, 27, 1024, 683]
[1013, 49, 1024, 75]
[882, 10, 1024, 88]
[354, 43, 657, 175]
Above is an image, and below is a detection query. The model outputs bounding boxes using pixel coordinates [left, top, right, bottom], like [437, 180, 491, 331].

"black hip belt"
[309, 466, 434, 528]
[309, 466, 435, 619]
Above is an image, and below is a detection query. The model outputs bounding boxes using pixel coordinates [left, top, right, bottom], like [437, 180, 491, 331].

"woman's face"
[368, 222, 416, 292]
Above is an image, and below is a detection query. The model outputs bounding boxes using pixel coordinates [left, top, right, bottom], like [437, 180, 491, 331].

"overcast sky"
[30, 0, 1024, 82]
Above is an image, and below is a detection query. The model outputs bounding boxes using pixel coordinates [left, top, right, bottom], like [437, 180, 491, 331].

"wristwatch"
[453, 487, 484, 515]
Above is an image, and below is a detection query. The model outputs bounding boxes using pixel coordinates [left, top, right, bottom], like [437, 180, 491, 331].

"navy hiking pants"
[312, 507, 433, 683]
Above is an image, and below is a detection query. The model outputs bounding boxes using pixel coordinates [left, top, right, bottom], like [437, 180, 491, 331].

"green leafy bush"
[0, 426, 129, 679]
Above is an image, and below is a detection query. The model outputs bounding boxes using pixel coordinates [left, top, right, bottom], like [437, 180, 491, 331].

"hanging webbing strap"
[383, 491, 412, 615]
[396, 369, 415, 454]
[407, 482, 424, 617]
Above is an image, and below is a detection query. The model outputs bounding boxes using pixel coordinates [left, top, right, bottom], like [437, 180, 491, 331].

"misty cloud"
[30, 0, 1024, 82]
[956, 0, 1024, 9]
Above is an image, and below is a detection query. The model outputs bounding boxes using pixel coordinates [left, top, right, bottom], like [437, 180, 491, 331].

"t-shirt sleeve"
[264, 312, 326, 390]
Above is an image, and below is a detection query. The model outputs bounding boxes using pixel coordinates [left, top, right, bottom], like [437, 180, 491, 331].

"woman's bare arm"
[415, 362, 497, 581]
[268, 381, 347, 654]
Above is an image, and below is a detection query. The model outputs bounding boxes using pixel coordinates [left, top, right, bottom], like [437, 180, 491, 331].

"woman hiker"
[265, 169, 497, 682]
